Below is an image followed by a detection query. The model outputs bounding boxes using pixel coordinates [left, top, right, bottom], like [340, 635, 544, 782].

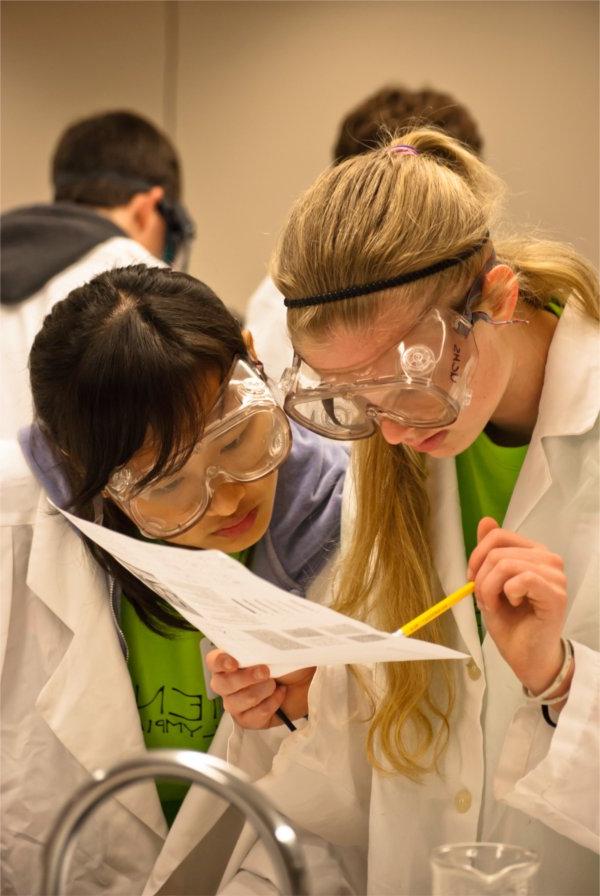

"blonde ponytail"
[339, 435, 455, 777]
[496, 236, 599, 321]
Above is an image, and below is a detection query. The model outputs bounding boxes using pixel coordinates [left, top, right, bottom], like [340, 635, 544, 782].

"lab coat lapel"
[142, 717, 239, 896]
[27, 497, 167, 839]
[501, 433, 550, 533]
[428, 456, 482, 664]
[504, 304, 599, 532]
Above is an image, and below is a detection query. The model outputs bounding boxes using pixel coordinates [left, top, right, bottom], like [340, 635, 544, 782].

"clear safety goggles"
[106, 358, 291, 537]
[282, 277, 525, 440]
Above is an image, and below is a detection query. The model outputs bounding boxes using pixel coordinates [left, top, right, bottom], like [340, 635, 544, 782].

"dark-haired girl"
[0, 264, 346, 895]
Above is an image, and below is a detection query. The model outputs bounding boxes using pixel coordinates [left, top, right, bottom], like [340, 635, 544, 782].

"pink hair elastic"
[389, 145, 420, 156]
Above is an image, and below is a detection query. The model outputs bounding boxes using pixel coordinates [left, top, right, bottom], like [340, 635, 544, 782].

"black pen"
[276, 708, 296, 732]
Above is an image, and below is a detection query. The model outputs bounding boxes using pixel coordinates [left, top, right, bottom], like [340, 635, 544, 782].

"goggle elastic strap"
[470, 312, 529, 327]
[283, 234, 490, 308]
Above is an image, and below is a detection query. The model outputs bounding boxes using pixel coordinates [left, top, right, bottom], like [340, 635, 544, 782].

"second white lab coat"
[220, 302, 600, 895]
[0, 442, 339, 896]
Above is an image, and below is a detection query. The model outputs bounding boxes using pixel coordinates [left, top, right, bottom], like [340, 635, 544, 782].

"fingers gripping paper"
[56, 505, 466, 675]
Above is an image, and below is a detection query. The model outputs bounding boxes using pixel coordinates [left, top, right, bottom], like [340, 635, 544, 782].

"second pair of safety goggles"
[281, 278, 503, 439]
[106, 358, 291, 537]
[157, 198, 196, 271]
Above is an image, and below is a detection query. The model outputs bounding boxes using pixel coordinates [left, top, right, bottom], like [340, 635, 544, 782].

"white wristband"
[522, 638, 574, 705]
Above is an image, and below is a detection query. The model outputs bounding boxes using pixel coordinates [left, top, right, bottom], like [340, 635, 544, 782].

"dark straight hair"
[30, 264, 247, 632]
[52, 110, 181, 206]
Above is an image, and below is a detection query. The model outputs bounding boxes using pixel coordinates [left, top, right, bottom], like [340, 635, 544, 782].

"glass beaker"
[431, 842, 540, 895]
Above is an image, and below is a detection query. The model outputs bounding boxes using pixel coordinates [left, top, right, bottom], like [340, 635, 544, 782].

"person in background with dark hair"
[332, 84, 483, 162]
[0, 264, 347, 895]
[245, 84, 484, 382]
[0, 110, 195, 438]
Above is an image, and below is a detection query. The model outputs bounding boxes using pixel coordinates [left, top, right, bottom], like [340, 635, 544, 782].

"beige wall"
[1, 2, 169, 205]
[2, 0, 598, 313]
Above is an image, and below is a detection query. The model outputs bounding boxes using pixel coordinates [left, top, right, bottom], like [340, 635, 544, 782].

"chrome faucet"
[42, 749, 308, 895]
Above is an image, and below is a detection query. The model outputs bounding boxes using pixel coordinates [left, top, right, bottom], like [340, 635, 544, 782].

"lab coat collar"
[27, 495, 168, 840]
[530, 302, 599, 440]
[503, 302, 598, 532]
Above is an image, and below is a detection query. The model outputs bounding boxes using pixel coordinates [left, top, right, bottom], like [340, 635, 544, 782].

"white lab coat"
[0, 236, 160, 439]
[220, 302, 600, 896]
[245, 277, 291, 384]
[0, 442, 339, 896]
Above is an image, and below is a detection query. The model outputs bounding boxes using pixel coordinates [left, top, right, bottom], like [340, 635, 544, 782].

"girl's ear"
[242, 329, 266, 377]
[242, 328, 259, 362]
[482, 264, 519, 321]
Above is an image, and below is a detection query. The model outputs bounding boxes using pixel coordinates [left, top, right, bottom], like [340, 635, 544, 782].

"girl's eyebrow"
[297, 306, 431, 375]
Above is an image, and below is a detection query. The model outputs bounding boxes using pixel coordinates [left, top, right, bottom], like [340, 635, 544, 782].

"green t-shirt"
[121, 548, 249, 826]
[455, 431, 528, 641]
[455, 430, 528, 560]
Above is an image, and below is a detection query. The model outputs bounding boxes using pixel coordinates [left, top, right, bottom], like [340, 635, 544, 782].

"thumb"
[477, 516, 500, 544]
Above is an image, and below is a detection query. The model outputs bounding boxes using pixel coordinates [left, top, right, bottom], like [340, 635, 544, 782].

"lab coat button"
[454, 788, 472, 813]
[467, 659, 481, 681]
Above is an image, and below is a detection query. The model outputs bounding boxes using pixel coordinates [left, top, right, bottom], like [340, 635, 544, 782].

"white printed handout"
[57, 505, 466, 675]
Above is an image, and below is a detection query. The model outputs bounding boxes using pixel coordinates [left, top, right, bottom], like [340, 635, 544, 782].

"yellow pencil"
[399, 581, 475, 637]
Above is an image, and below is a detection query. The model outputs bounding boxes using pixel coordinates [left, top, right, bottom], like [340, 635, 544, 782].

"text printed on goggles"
[106, 358, 291, 537]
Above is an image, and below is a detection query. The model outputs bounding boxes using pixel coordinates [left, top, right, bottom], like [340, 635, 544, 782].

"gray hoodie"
[1, 203, 124, 305]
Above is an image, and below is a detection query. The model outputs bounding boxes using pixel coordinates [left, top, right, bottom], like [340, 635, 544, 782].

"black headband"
[283, 235, 490, 309]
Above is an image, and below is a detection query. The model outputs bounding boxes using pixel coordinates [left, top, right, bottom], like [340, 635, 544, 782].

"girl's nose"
[207, 479, 246, 517]
[377, 417, 419, 445]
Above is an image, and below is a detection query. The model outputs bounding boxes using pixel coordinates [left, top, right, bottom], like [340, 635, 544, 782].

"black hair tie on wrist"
[542, 704, 557, 728]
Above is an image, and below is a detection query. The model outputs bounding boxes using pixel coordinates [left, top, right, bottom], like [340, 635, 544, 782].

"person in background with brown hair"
[245, 84, 483, 383]
[0, 110, 195, 438]
[332, 84, 483, 162]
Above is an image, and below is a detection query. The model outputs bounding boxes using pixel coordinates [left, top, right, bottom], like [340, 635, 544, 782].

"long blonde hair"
[273, 128, 599, 778]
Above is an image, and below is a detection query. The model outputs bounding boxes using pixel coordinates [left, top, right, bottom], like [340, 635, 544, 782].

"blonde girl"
[218, 130, 599, 896]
